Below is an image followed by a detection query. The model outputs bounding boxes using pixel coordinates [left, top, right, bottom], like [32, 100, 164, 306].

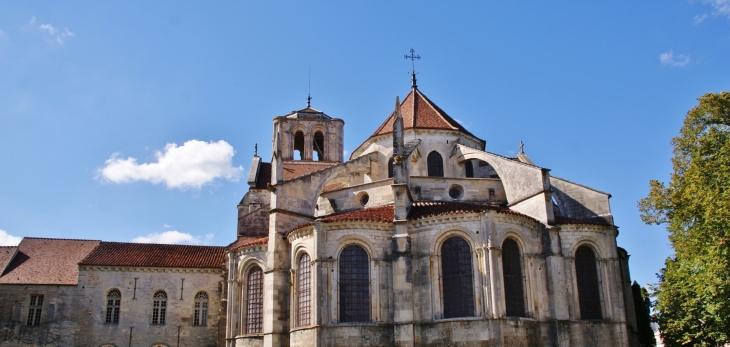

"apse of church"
[228, 73, 638, 347]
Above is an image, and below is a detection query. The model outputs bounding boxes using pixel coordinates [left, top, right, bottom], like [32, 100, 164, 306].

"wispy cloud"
[98, 140, 243, 189]
[131, 230, 213, 245]
[28, 17, 36, 25]
[0, 229, 22, 246]
[694, 0, 730, 23]
[660, 50, 691, 67]
[38, 23, 74, 44]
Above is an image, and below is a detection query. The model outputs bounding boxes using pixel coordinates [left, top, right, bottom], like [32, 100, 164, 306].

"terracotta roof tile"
[408, 201, 539, 223]
[370, 89, 482, 141]
[229, 237, 269, 252]
[0, 238, 100, 285]
[320, 205, 395, 223]
[555, 216, 612, 226]
[0, 246, 18, 274]
[282, 162, 337, 181]
[80, 242, 226, 269]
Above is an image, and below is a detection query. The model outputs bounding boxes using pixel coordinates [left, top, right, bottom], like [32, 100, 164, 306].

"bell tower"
[270, 101, 344, 183]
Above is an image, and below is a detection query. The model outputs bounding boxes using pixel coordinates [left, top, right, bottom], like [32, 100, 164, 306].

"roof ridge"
[101, 241, 226, 248]
[23, 237, 101, 242]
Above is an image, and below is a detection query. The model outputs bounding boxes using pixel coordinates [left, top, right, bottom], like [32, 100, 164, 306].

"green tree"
[639, 91, 730, 346]
[632, 281, 656, 347]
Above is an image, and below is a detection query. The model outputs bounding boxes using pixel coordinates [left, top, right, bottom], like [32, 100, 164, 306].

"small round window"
[448, 185, 463, 200]
[358, 193, 369, 206]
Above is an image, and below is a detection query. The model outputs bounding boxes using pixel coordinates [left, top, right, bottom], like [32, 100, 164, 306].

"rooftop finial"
[307, 67, 312, 108]
[404, 48, 421, 89]
[255, 143, 258, 156]
[520, 141, 524, 153]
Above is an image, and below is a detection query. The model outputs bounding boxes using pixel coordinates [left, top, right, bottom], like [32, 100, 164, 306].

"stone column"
[263, 212, 291, 347]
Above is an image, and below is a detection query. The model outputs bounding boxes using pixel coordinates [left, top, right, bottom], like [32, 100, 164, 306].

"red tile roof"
[0, 238, 100, 285]
[370, 89, 482, 141]
[284, 202, 540, 237]
[282, 162, 337, 181]
[80, 242, 226, 269]
[555, 216, 612, 226]
[408, 201, 536, 222]
[0, 246, 18, 274]
[229, 237, 269, 252]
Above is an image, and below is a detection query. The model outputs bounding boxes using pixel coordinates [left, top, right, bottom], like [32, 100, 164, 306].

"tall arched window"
[151, 290, 167, 325]
[313, 131, 324, 161]
[388, 158, 394, 178]
[193, 291, 209, 326]
[297, 253, 312, 327]
[339, 245, 370, 322]
[575, 246, 602, 320]
[502, 239, 526, 317]
[294, 131, 305, 160]
[105, 289, 121, 324]
[245, 266, 264, 334]
[441, 236, 474, 318]
[427, 151, 444, 177]
[465, 161, 474, 178]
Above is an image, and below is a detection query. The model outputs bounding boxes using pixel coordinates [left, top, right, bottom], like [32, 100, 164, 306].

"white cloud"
[164, 223, 173, 228]
[694, 0, 730, 23]
[28, 17, 36, 25]
[99, 140, 243, 189]
[38, 23, 74, 43]
[0, 230, 22, 246]
[659, 50, 691, 67]
[132, 230, 209, 245]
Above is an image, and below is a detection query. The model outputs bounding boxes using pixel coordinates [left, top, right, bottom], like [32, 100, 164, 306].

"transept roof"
[0, 238, 100, 285]
[80, 242, 226, 269]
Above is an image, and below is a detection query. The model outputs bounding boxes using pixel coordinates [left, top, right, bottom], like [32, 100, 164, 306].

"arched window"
[339, 245, 370, 322]
[297, 253, 312, 327]
[105, 289, 121, 324]
[575, 246, 602, 320]
[441, 237, 474, 318]
[245, 266, 264, 334]
[313, 131, 324, 161]
[465, 161, 474, 178]
[388, 158, 394, 178]
[193, 291, 209, 326]
[427, 151, 444, 177]
[294, 131, 305, 160]
[151, 290, 167, 325]
[502, 239, 526, 317]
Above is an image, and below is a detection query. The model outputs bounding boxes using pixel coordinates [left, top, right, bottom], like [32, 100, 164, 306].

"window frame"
[296, 252, 312, 327]
[26, 294, 43, 326]
[338, 245, 371, 323]
[501, 239, 527, 317]
[574, 245, 603, 320]
[427, 151, 444, 177]
[151, 290, 168, 325]
[193, 291, 209, 327]
[244, 265, 264, 334]
[105, 289, 121, 324]
[440, 236, 475, 319]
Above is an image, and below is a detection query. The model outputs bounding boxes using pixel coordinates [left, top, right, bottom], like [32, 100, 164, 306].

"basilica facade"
[226, 77, 639, 347]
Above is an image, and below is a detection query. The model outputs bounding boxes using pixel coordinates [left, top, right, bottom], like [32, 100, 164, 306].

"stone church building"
[226, 76, 639, 347]
[0, 76, 639, 346]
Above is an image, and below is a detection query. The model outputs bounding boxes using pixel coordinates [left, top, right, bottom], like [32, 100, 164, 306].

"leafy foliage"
[639, 92, 730, 346]
[632, 281, 656, 347]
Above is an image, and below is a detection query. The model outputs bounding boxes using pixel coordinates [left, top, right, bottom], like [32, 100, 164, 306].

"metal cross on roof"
[404, 48, 421, 74]
[404, 49, 421, 89]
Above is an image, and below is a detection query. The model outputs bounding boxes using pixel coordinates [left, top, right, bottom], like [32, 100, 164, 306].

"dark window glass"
[388, 158, 394, 178]
[502, 239, 526, 317]
[427, 151, 444, 177]
[245, 266, 264, 334]
[339, 245, 370, 322]
[105, 289, 121, 324]
[575, 246, 602, 320]
[294, 131, 305, 160]
[313, 132, 324, 161]
[465, 161, 474, 178]
[297, 253, 312, 327]
[441, 237, 474, 318]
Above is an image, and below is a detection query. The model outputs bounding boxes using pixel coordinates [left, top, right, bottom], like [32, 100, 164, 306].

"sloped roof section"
[80, 242, 226, 269]
[0, 246, 18, 275]
[370, 89, 482, 141]
[282, 162, 337, 181]
[409, 201, 538, 223]
[228, 237, 268, 252]
[0, 238, 100, 285]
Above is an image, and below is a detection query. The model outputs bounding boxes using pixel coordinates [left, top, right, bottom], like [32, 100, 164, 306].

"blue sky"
[1, 1, 728, 287]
